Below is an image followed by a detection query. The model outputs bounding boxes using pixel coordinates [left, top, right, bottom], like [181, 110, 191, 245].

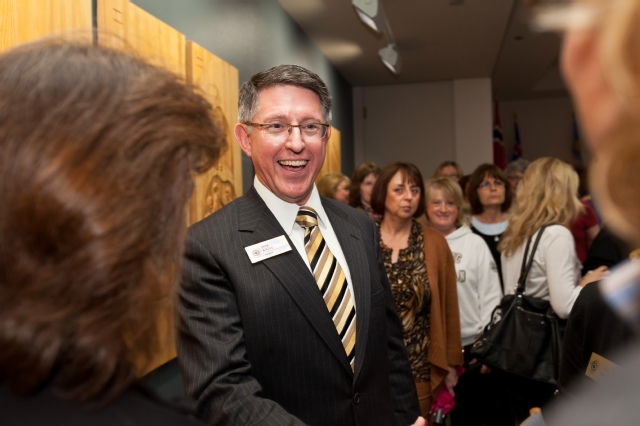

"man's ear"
[234, 123, 252, 157]
[324, 125, 331, 142]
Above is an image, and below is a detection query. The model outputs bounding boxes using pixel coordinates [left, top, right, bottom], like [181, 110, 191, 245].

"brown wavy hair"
[0, 39, 224, 403]
[348, 162, 381, 208]
[371, 162, 426, 218]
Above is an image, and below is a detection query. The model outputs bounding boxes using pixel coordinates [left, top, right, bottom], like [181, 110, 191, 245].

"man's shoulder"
[189, 190, 260, 238]
[321, 197, 375, 229]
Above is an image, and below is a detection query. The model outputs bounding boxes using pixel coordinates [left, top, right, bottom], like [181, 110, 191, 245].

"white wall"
[453, 79, 493, 173]
[498, 97, 587, 164]
[353, 79, 492, 179]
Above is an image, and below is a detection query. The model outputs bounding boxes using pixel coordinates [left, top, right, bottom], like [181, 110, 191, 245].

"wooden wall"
[97, 0, 185, 78]
[0, 0, 92, 51]
[186, 41, 241, 224]
[2, 0, 243, 375]
[316, 126, 343, 183]
[97, 0, 242, 374]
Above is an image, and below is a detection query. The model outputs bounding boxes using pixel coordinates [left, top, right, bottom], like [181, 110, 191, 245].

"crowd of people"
[312, 152, 610, 424]
[2, 0, 640, 425]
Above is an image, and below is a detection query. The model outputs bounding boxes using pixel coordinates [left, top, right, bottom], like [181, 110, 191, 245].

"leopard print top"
[378, 219, 431, 382]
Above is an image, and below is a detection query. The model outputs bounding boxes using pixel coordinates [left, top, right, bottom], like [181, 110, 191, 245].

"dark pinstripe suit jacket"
[177, 187, 419, 426]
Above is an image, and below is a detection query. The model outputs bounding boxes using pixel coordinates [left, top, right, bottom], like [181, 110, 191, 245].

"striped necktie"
[296, 206, 356, 370]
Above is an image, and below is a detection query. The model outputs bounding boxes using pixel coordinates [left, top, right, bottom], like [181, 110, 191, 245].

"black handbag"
[470, 225, 566, 385]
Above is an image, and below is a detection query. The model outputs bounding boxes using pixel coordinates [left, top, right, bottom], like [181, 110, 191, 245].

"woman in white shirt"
[499, 157, 606, 421]
[424, 177, 512, 426]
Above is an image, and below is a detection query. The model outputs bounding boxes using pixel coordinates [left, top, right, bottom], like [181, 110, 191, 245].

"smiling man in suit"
[177, 65, 423, 426]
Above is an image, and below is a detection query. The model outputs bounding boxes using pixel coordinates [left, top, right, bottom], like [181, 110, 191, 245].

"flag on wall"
[493, 101, 507, 169]
[512, 115, 522, 160]
[572, 115, 583, 163]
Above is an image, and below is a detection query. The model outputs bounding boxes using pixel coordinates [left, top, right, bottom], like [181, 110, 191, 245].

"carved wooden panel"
[316, 126, 342, 183]
[97, 0, 185, 78]
[186, 40, 241, 225]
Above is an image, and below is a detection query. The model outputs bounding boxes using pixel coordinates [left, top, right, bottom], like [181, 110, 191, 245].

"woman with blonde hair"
[317, 171, 350, 204]
[424, 177, 511, 426]
[499, 157, 606, 421]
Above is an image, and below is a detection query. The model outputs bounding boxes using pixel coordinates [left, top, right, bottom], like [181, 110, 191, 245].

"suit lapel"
[322, 200, 371, 382]
[237, 189, 352, 374]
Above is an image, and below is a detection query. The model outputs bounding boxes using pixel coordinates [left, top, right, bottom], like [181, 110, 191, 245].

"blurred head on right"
[539, 0, 640, 246]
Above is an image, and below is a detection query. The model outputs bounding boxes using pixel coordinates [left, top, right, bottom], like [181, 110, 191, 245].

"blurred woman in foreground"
[371, 162, 462, 421]
[531, 0, 640, 423]
[0, 39, 224, 424]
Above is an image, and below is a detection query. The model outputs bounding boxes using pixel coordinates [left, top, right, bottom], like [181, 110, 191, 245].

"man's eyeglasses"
[245, 122, 329, 140]
[478, 180, 505, 189]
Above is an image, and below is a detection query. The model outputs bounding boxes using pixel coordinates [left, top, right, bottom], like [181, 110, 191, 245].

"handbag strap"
[515, 224, 551, 294]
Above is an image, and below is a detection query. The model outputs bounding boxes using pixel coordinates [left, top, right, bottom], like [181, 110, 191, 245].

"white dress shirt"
[254, 176, 355, 308]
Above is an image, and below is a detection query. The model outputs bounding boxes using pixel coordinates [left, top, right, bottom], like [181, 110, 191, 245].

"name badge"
[585, 352, 619, 382]
[245, 235, 292, 264]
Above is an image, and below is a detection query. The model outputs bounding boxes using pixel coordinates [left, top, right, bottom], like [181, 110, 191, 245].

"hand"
[469, 358, 491, 374]
[409, 416, 426, 426]
[444, 366, 458, 396]
[579, 265, 608, 287]
[480, 364, 492, 374]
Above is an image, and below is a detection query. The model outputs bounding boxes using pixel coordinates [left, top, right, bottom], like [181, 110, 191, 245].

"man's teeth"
[279, 160, 307, 167]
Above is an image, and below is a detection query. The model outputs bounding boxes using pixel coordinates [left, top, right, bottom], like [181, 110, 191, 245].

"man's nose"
[284, 126, 305, 152]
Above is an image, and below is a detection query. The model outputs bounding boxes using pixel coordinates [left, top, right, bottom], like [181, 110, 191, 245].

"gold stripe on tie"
[296, 206, 356, 370]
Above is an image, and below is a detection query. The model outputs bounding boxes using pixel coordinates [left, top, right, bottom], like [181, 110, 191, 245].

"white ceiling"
[278, 0, 568, 100]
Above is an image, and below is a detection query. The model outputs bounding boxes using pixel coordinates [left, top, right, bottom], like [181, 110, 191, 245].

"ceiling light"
[378, 43, 401, 74]
[352, 0, 386, 33]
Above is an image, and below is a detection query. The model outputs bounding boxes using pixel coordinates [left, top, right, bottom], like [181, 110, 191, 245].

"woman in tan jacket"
[371, 162, 463, 421]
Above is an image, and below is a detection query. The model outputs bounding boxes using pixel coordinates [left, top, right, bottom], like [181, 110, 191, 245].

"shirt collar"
[253, 176, 328, 234]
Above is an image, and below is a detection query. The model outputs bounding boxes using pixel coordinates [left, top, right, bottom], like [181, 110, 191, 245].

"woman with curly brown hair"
[0, 39, 224, 425]
[371, 162, 462, 421]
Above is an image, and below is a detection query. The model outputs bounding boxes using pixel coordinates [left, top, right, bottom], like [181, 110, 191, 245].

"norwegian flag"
[493, 101, 507, 169]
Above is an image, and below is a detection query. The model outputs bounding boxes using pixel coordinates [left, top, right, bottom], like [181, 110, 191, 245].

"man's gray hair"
[238, 64, 332, 124]
[505, 158, 531, 175]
